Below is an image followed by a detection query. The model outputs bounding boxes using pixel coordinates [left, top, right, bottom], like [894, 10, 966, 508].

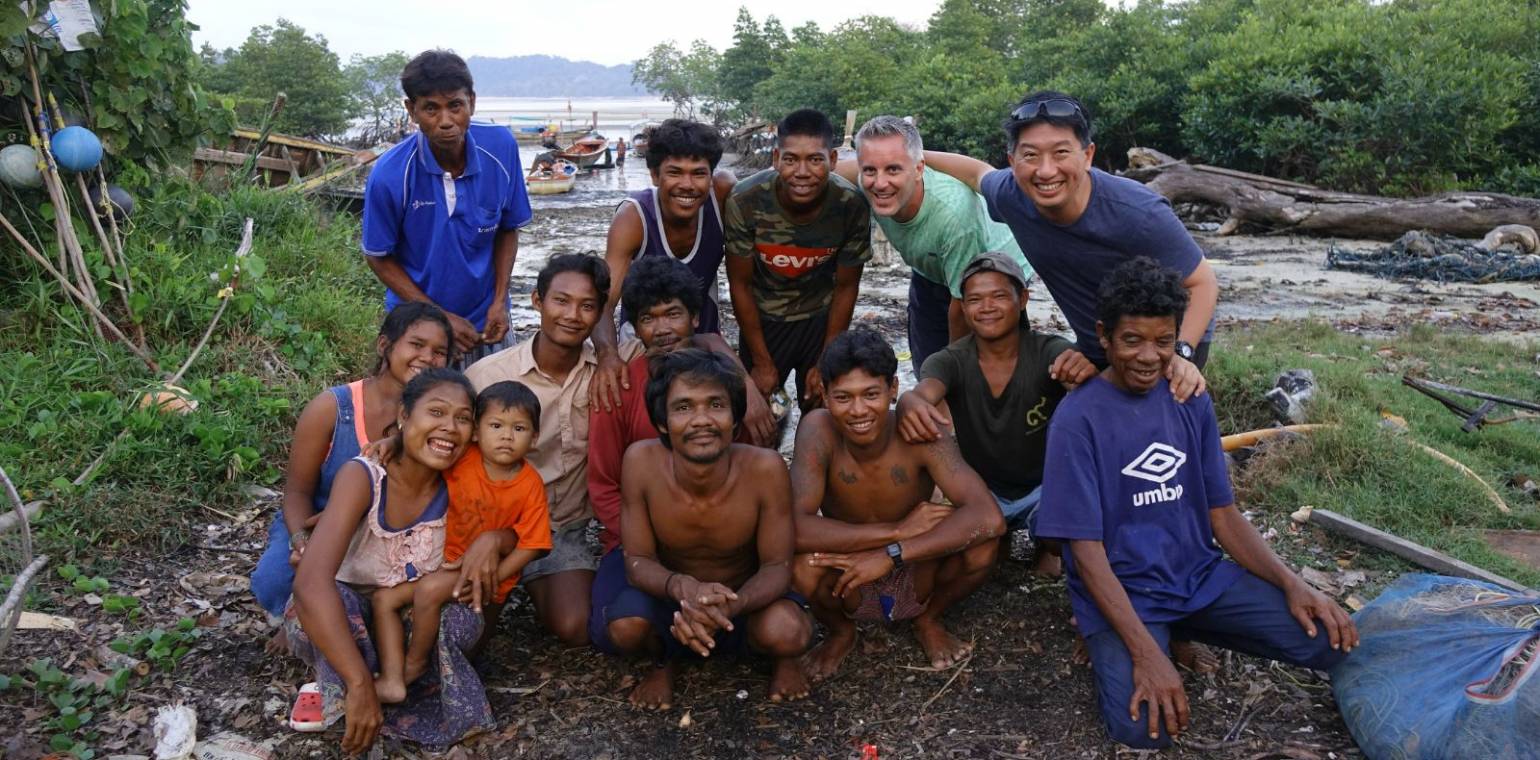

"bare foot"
[374, 674, 407, 704]
[768, 657, 811, 702]
[1172, 640, 1220, 674]
[803, 625, 858, 683]
[913, 618, 972, 670]
[1030, 550, 1062, 578]
[629, 663, 675, 710]
[1071, 634, 1091, 667]
[263, 627, 289, 656]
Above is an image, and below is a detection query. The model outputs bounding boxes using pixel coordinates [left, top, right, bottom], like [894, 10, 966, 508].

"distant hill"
[466, 55, 647, 97]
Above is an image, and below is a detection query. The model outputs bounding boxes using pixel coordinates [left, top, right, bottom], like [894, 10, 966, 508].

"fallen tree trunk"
[1123, 148, 1540, 241]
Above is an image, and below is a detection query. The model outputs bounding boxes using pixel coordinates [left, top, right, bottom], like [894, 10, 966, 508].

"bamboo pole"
[24, 44, 101, 322]
[167, 218, 253, 385]
[0, 210, 158, 372]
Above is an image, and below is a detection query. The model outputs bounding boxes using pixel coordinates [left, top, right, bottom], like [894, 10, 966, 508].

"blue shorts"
[250, 515, 296, 617]
[994, 485, 1043, 535]
[588, 548, 804, 660]
[906, 272, 953, 375]
[1083, 571, 1347, 749]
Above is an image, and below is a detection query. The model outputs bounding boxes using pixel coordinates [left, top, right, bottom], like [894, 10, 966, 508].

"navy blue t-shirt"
[361, 124, 533, 330]
[981, 168, 1214, 365]
[1035, 376, 1243, 638]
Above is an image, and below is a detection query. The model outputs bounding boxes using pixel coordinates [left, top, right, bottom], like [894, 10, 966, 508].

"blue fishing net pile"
[1327, 231, 1540, 283]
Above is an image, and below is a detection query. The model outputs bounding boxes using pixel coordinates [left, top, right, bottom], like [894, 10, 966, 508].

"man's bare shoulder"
[731, 442, 789, 475]
[621, 438, 668, 469]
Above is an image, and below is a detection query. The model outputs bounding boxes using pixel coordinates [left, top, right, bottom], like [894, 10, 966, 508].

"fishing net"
[1333, 574, 1540, 760]
[0, 465, 46, 654]
[1327, 231, 1540, 283]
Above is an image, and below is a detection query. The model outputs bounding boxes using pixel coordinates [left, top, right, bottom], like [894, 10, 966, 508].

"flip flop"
[288, 682, 325, 732]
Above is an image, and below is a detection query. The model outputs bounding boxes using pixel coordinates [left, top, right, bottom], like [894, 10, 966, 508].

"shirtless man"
[791, 329, 1006, 678]
[597, 349, 812, 707]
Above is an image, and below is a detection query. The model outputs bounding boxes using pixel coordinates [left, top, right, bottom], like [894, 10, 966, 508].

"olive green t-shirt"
[874, 166, 1030, 298]
[919, 329, 1073, 499]
[724, 169, 872, 322]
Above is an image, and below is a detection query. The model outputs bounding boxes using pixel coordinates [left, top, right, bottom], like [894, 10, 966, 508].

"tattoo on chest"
[890, 465, 910, 486]
[837, 469, 858, 485]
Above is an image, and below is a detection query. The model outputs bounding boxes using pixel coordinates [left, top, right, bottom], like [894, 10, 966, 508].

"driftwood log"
[1123, 148, 1540, 241]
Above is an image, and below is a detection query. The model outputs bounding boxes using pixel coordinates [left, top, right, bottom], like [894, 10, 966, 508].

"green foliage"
[717, 8, 783, 120]
[650, 0, 1540, 195]
[631, 40, 723, 122]
[18, 619, 197, 757]
[198, 18, 353, 136]
[109, 617, 200, 672]
[0, 0, 236, 172]
[0, 179, 379, 555]
[1208, 322, 1540, 587]
[345, 51, 410, 142]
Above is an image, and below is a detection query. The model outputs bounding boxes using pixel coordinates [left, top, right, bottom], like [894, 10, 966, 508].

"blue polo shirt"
[361, 123, 533, 330]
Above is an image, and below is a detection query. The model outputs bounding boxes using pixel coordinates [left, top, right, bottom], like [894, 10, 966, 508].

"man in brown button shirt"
[466, 254, 640, 645]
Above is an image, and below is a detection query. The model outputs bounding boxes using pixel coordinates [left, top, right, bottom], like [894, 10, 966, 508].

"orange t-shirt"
[443, 446, 552, 602]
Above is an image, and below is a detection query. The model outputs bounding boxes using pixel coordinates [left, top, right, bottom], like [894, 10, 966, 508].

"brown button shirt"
[464, 336, 641, 528]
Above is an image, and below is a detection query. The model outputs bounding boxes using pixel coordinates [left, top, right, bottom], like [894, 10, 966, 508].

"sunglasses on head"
[1010, 98, 1084, 122]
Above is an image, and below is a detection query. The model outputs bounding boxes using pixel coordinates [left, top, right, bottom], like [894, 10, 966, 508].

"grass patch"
[0, 180, 381, 557]
[1209, 321, 1540, 587]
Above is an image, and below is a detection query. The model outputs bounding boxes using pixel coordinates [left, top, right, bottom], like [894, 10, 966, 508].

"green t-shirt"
[724, 169, 873, 322]
[874, 166, 1030, 298]
[919, 329, 1072, 499]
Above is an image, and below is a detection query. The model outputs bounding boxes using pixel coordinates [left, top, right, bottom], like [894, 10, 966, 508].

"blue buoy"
[51, 126, 103, 172]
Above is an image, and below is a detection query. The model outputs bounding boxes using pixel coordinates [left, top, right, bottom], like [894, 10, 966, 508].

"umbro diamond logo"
[1123, 443, 1187, 507]
[1121, 443, 1186, 484]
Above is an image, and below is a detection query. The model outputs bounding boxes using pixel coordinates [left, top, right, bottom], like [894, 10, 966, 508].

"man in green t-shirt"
[896, 252, 1095, 575]
[725, 109, 872, 413]
[836, 116, 1032, 373]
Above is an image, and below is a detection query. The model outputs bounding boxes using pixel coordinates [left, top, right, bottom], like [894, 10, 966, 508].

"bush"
[0, 179, 379, 553]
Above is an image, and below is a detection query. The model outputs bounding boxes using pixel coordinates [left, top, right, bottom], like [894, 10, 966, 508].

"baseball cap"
[960, 251, 1028, 291]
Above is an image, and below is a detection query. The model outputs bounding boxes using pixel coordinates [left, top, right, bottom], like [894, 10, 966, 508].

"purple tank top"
[619, 187, 724, 333]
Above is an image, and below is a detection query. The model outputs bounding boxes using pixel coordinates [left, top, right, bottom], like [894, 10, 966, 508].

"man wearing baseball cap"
[896, 251, 1096, 575]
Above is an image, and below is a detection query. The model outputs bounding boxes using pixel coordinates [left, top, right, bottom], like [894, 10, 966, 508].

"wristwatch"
[1175, 340, 1195, 361]
[885, 542, 905, 567]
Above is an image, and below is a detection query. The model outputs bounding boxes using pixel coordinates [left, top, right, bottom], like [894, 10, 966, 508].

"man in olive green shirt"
[839, 116, 1032, 372]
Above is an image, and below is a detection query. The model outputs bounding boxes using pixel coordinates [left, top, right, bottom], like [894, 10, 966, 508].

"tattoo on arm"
[929, 436, 965, 474]
[889, 465, 909, 486]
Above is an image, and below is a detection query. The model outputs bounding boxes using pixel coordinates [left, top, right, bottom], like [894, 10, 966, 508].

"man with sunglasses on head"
[924, 91, 1219, 402]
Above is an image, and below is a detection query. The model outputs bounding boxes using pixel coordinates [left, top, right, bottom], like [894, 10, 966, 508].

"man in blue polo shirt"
[362, 50, 532, 366]
[924, 91, 1219, 404]
[1035, 258, 1355, 750]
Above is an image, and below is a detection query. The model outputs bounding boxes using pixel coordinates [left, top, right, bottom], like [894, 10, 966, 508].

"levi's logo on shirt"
[1121, 442, 1187, 507]
[755, 243, 834, 278]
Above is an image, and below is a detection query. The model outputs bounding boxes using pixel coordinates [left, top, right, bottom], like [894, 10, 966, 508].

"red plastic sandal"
[288, 682, 324, 732]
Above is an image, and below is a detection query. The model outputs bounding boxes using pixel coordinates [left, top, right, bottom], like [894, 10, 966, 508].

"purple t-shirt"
[981, 168, 1213, 365]
[1035, 375, 1242, 637]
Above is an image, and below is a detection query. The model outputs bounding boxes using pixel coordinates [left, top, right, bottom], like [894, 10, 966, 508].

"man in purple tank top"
[591, 119, 737, 412]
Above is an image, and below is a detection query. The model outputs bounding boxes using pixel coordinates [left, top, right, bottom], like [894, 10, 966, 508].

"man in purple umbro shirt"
[1034, 258, 1356, 750]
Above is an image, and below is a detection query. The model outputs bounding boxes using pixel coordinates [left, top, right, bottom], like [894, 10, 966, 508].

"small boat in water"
[526, 159, 578, 195]
[557, 133, 608, 169]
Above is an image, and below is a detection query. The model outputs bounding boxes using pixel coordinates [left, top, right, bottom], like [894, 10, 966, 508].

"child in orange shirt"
[373, 381, 552, 703]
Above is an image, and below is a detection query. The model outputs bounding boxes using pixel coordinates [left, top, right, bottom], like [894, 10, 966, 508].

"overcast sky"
[186, 0, 945, 67]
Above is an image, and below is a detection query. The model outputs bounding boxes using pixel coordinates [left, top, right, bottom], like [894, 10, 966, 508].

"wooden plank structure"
[192, 128, 369, 189]
[1292, 506, 1533, 592]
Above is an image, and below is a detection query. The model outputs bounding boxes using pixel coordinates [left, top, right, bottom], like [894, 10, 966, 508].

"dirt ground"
[10, 158, 1535, 759]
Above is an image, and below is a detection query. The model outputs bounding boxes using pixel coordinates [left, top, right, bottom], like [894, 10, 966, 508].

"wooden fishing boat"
[526, 159, 578, 195]
[556, 134, 608, 168]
